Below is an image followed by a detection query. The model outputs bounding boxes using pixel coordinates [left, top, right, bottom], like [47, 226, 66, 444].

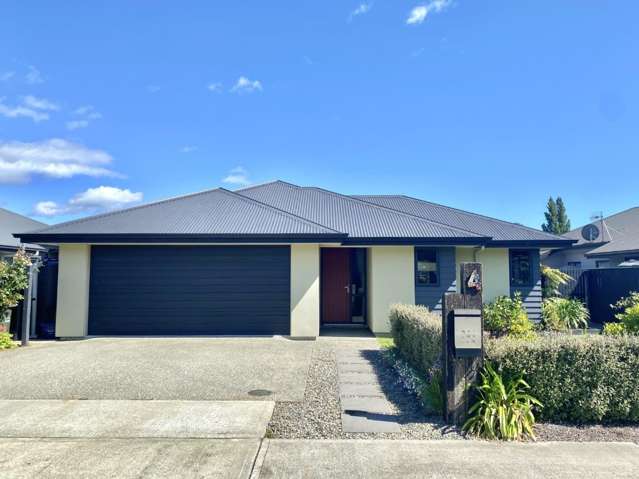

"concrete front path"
[255, 439, 639, 479]
[0, 337, 313, 401]
[332, 338, 401, 433]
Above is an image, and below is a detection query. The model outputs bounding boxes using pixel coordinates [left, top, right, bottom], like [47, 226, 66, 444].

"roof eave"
[585, 247, 639, 258]
[486, 239, 577, 248]
[341, 237, 490, 246]
[14, 233, 348, 244]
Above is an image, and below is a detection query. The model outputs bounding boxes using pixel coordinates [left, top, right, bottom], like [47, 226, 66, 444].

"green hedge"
[389, 304, 441, 374]
[486, 335, 639, 423]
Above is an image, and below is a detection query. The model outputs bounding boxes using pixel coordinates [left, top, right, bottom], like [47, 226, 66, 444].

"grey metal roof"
[563, 207, 639, 257]
[0, 208, 47, 251]
[15, 180, 572, 246]
[18, 188, 343, 240]
[354, 195, 565, 244]
[237, 181, 486, 241]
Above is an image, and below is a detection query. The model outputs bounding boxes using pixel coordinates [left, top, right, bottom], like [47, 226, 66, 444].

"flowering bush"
[0, 248, 31, 317]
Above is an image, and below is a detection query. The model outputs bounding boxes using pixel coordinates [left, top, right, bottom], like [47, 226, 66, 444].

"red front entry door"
[321, 249, 351, 324]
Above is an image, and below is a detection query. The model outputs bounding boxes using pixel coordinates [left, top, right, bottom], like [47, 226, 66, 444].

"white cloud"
[66, 120, 89, 130]
[349, 3, 372, 21]
[406, 0, 451, 25]
[34, 186, 143, 217]
[34, 200, 64, 217]
[207, 82, 223, 92]
[230, 76, 262, 94]
[23, 95, 59, 111]
[0, 71, 15, 81]
[0, 98, 49, 122]
[222, 166, 251, 186]
[25, 65, 44, 84]
[68, 105, 102, 129]
[70, 186, 143, 209]
[180, 145, 197, 153]
[0, 138, 121, 184]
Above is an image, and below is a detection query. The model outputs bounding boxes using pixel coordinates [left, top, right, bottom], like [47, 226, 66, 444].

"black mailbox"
[453, 308, 482, 358]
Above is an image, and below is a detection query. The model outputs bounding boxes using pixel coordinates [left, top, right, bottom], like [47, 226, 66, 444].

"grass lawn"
[376, 335, 395, 349]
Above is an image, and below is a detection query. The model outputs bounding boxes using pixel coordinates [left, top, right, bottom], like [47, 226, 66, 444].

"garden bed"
[266, 339, 462, 440]
[267, 334, 639, 443]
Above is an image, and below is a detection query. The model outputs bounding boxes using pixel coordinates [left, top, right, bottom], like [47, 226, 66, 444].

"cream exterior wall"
[290, 244, 320, 338]
[55, 244, 91, 338]
[367, 246, 415, 333]
[455, 247, 510, 302]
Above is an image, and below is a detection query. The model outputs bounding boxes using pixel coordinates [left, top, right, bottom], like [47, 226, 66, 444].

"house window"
[567, 261, 582, 268]
[596, 260, 611, 269]
[416, 248, 439, 286]
[510, 250, 532, 286]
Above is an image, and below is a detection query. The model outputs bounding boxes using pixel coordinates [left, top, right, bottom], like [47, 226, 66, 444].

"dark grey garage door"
[89, 246, 290, 335]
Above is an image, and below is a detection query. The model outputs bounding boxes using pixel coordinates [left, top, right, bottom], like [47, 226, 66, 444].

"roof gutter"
[340, 237, 491, 246]
[485, 239, 577, 248]
[13, 233, 349, 244]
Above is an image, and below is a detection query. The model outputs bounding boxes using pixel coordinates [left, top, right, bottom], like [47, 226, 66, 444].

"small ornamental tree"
[0, 248, 31, 317]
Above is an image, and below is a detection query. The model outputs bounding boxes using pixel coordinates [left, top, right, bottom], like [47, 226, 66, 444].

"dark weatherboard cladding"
[88, 245, 291, 335]
[414, 247, 457, 311]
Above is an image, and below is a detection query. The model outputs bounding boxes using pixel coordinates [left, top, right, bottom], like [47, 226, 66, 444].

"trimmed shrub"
[483, 293, 535, 339]
[389, 304, 442, 374]
[486, 335, 639, 423]
[541, 297, 589, 331]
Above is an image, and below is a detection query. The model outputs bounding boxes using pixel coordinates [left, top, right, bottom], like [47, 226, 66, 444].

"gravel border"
[267, 340, 639, 442]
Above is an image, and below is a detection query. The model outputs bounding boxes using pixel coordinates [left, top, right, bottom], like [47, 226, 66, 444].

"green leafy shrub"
[602, 322, 626, 336]
[486, 335, 639, 423]
[616, 304, 639, 334]
[541, 265, 573, 298]
[483, 293, 535, 339]
[611, 291, 639, 314]
[462, 364, 542, 440]
[0, 332, 15, 350]
[389, 304, 442, 374]
[541, 297, 589, 331]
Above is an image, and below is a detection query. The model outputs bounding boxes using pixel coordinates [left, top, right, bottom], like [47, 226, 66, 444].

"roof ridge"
[234, 179, 300, 193]
[27, 186, 227, 234]
[359, 194, 564, 240]
[219, 188, 344, 235]
[303, 187, 487, 238]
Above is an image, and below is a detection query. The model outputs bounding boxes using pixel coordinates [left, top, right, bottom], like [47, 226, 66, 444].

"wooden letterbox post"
[442, 262, 484, 425]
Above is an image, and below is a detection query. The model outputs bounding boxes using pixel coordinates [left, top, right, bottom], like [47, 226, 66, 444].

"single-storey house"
[543, 207, 639, 270]
[1, 207, 47, 258]
[15, 181, 572, 338]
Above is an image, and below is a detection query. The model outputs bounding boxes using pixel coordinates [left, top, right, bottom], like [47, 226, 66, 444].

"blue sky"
[1, 1, 637, 230]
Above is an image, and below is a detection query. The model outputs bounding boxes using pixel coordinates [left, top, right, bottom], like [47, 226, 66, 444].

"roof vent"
[581, 224, 600, 242]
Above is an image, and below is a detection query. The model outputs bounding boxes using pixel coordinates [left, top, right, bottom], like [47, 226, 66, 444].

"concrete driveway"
[0, 337, 313, 401]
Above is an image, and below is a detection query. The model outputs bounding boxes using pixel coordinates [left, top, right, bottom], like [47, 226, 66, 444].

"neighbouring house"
[1, 208, 57, 338]
[14, 181, 572, 338]
[543, 207, 639, 270]
[0, 207, 47, 257]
